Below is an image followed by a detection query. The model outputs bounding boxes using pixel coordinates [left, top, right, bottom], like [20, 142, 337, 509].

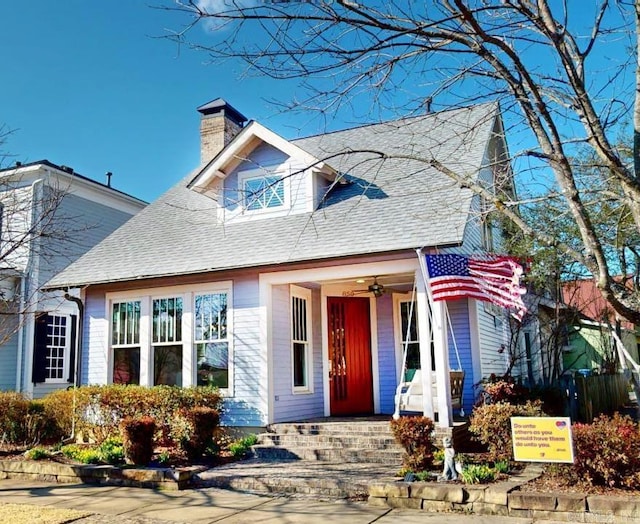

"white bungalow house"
[0, 161, 146, 398]
[45, 99, 525, 429]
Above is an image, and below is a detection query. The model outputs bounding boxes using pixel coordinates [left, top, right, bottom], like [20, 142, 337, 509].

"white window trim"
[393, 292, 420, 383]
[237, 166, 290, 216]
[290, 285, 313, 394]
[44, 313, 72, 384]
[105, 281, 233, 395]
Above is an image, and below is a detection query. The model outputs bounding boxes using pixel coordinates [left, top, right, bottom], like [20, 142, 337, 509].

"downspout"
[64, 291, 84, 389]
[63, 290, 84, 442]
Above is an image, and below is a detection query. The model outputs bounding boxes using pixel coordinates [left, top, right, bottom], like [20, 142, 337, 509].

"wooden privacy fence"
[562, 373, 630, 423]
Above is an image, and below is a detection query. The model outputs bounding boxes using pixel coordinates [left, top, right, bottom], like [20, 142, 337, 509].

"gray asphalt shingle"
[46, 103, 498, 288]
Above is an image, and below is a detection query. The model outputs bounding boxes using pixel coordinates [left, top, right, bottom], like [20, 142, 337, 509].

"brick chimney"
[197, 98, 247, 165]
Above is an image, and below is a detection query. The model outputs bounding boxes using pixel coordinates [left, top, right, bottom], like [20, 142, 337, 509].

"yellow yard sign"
[510, 417, 574, 463]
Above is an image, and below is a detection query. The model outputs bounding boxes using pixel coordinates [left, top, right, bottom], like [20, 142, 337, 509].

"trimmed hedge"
[0, 392, 50, 445]
[35, 385, 222, 445]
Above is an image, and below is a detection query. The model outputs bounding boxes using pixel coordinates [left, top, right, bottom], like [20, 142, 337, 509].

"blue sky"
[0, 2, 633, 203]
[0, 1, 316, 202]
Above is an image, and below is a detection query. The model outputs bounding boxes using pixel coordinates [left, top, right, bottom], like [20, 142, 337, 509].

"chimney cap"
[197, 98, 247, 126]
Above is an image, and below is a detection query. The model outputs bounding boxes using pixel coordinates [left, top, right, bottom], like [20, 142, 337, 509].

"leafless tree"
[161, 0, 640, 324]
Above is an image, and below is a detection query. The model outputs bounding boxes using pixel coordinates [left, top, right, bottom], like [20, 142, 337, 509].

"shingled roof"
[46, 103, 499, 289]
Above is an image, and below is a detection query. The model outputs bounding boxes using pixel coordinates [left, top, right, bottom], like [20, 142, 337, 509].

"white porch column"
[416, 269, 435, 419]
[432, 301, 453, 427]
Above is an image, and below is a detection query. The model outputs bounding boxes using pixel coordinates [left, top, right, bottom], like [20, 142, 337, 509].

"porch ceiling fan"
[352, 276, 403, 298]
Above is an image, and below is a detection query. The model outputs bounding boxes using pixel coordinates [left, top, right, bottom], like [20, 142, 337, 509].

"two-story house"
[45, 99, 523, 430]
[0, 161, 145, 398]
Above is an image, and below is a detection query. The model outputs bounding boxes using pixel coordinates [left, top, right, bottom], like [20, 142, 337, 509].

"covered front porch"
[260, 256, 478, 428]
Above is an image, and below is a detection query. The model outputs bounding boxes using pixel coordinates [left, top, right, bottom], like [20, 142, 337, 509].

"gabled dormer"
[189, 99, 342, 223]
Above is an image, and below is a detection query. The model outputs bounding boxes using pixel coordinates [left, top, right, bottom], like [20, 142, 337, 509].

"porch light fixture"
[355, 279, 365, 284]
[369, 279, 384, 298]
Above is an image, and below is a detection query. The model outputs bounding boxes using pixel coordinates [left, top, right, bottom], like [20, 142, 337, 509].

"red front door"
[328, 296, 374, 416]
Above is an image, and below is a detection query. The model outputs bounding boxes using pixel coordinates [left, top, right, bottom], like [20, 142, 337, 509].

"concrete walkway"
[0, 479, 559, 523]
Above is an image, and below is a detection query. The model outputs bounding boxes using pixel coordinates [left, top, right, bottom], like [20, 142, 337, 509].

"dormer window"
[244, 175, 285, 210]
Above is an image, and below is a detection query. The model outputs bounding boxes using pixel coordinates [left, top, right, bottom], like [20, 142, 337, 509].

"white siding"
[38, 191, 135, 286]
[84, 290, 109, 385]
[224, 274, 266, 427]
[272, 284, 324, 422]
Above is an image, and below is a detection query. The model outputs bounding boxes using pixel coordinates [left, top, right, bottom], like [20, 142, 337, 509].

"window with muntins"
[291, 288, 312, 392]
[195, 293, 229, 389]
[152, 297, 183, 386]
[111, 301, 141, 385]
[45, 315, 68, 381]
[243, 175, 285, 211]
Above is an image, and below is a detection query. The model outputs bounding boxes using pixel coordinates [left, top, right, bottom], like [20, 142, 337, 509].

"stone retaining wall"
[0, 460, 205, 490]
[368, 465, 640, 521]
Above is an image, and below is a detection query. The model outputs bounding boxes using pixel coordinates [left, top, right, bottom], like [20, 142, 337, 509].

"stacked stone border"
[0, 460, 206, 490]
[368, 464, 640, 521]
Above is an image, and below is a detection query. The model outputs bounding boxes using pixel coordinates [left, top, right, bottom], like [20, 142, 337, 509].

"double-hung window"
[291, 286, 312, 392]
[195, 292, 229, 389]
[152, 297, 183, 386]
[399, 299, 421, 381]
[45, 315, 68, 381]
[112, 301, 141, 385]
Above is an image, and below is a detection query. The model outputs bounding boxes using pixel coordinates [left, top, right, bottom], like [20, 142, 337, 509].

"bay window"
[108, 285, 231, 391]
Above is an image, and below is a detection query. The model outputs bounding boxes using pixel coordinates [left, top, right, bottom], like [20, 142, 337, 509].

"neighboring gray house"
[46, 99, 524, 429]
[0, 161, 145, 398]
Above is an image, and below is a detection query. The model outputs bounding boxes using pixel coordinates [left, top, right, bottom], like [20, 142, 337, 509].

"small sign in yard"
[510, 416, 574, 463]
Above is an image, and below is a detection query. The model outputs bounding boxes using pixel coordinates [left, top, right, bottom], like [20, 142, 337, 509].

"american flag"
[425, 254, 527, 320]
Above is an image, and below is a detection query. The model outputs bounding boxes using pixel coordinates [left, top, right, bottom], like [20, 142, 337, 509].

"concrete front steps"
[252, 420, 404, 465]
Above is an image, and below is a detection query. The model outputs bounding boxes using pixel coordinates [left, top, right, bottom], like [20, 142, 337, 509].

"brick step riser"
[197, 476, 367, 499]
[252, 446, 403, 465]
[267, 423, 394, 436]
[258, 434, 400, 449]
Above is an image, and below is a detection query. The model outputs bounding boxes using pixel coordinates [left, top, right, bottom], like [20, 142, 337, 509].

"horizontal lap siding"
[84, 290, 109, 385]
[38, 192, 136, 286]
[477, 302, 509, 379]
[376, 295, 396, 415]
[446, 299, 475, 413]
[224, 275, 266, 427]
[0, 332, 18, 391]
[272, 285, 324, 422]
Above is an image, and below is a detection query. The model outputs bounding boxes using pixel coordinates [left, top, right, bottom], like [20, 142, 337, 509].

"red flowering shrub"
[119, 416, 156, 465]
[482, 379, 529, 404]
[569, 413, 640, 489]
[390, 416, 435, 472]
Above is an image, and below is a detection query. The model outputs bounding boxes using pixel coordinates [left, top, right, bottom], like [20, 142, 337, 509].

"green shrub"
[0, 392, 51, 445]
[460, 464, 496, 484]
[390, 416, 435, 472]
[228, 434, 258, 458]
[98, 437, 125, 465]
[171, 406, 220, 461]
[566, 413, 640, 489]
[40, 385, 222, 445]
[120, 416, 156, 465]
[469, 400, 545, 461]
[493, 459, 510, 474]
[24, 447, 50, 460]
[61, 444, 104, 464]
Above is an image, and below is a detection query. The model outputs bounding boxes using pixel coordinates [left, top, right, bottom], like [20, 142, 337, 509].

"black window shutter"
[32, 313, 50, 384]
[68, 314, 77, 383]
